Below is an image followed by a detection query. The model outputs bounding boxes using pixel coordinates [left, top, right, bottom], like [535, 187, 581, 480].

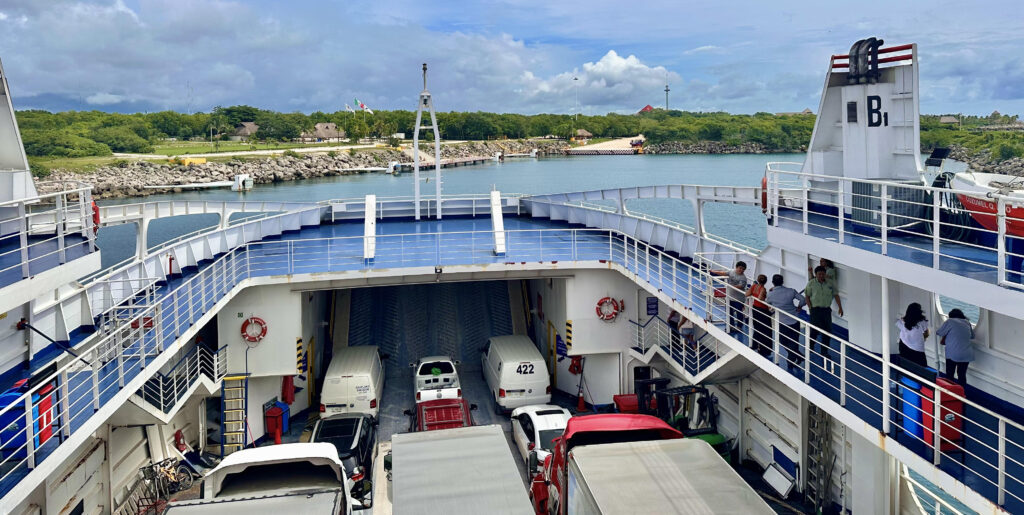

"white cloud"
[683, 45, 721, 55]
[519, 51, 680, 113]
[85, 92, 124, 105]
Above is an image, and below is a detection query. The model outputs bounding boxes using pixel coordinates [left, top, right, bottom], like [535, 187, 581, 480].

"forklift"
[634, 378, 732, 463]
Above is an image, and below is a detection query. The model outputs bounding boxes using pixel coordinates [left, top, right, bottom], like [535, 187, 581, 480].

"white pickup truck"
[412, 355, 462, 402]
[164, 443, 370, 514]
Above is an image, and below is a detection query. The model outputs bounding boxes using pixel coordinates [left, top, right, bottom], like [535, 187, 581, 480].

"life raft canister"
[241, 316, 268, 342]
[760, 175, 768, 214]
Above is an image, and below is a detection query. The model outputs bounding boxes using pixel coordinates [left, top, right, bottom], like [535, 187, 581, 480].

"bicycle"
[142, 458, 194, 500]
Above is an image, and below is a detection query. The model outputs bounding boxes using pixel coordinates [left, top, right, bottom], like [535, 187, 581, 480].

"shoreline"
[35, 140, 812, 200]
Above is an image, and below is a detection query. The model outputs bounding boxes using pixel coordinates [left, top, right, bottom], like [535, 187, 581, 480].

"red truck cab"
[406, 398, 476, 432]
[530, 414, 682, 515]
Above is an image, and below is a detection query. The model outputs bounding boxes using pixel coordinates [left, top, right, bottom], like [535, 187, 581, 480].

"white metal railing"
[630, 315, 728, 376]
[766, 164, 1024, 290]
[3, 221, 1023, 510]
[0, 181, 95, 286]
[136, 344, 226, 413]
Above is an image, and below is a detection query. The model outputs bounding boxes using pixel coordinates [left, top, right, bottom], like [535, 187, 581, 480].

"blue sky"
[0, 0, 1021, 115]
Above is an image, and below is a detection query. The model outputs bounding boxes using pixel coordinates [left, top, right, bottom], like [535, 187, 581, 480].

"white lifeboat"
[950, 171, 1024, 236]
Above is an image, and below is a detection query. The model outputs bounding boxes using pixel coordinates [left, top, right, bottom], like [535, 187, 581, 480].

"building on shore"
[230, 121, 259, 141]
[300, 122, 346, 143]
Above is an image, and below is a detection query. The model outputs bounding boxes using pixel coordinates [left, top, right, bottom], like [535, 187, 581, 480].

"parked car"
[510, 405, 571, 473]
[310, 413, 378, 490]
[481, 335, 551, 414]
[320, 345, 386, 419]
[411, 355, 461, 401]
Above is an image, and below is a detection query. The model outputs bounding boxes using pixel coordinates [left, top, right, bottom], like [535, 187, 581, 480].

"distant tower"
[664, 82, 670, 111]
[413, 63, 443, 220]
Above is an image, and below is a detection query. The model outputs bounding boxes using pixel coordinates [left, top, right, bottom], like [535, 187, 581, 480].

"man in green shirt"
[804, 265, 843, 363]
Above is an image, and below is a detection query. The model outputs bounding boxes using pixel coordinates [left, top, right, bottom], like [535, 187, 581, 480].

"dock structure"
[397, 154, 496, 172]
[565, 135, 645, 155]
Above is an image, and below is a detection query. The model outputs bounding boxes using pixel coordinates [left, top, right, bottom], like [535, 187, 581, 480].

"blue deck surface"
[2, 214, 1022, 510]
[775, 208, 1024, 285]
[0, 233, 93, 290]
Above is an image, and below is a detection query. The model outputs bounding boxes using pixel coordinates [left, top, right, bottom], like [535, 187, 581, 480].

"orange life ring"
[760, 176, 768, 214]
[595, 297, 620, 321]
[241, 316, 268, 342]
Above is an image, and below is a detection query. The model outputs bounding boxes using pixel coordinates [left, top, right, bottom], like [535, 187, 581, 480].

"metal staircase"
[220, 374, 248, 456]
[131, 342, 226, 422]
[629, 315, 757, 385]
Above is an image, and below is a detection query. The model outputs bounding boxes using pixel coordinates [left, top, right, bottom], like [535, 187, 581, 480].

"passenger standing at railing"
[712, 261, 748, 336]
[767, 274, 805, 372]
[668, 310, 682, 348]
[804, 266, 843, 365]
[747, 274, 772, 357]
[937, 309, 973, 386]
[896, 302, 930, 368]
[808, 258, 836, 291]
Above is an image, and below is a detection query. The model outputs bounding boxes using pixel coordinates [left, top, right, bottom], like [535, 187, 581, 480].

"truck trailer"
[391, 424, 533, 515]
[565, 439, 773, 514]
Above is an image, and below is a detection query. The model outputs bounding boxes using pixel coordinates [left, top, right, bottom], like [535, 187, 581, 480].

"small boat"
[949, 171, 1024, 236]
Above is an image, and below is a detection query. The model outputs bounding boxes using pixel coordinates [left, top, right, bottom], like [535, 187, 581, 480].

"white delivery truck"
[390, 424, 533, 515]
[164, 443, 369, 514]
[564, 439, 773, 514]
[481, 335, 551, 413]
[321, 345, 386, 419]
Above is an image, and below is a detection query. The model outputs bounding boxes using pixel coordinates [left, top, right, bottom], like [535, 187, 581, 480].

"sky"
[0, 0, 1022, 116]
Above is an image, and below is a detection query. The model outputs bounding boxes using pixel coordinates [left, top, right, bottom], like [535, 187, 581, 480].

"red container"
[920, 378, 965, 452]
[264, 406, 284, 445]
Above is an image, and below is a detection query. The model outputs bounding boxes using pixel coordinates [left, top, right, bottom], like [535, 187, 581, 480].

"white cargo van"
[481, 335, 551, 413]
[321, 346, 385, 419]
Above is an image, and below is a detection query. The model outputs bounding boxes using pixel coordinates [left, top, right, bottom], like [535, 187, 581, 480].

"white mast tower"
[413, 63, 442, 220]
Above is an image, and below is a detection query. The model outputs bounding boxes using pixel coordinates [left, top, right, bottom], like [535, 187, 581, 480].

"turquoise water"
[97, 153, 799, 266]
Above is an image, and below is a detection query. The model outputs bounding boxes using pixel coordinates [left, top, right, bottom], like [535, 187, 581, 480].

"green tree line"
[15, 105, 1024, 161]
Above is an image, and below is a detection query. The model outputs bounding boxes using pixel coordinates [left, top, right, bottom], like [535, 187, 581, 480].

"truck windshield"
[539, 429, 562, 451]
[417, 361, 454, 376]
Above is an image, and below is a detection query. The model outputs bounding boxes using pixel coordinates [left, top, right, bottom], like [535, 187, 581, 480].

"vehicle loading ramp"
[391, 424, 533, 515]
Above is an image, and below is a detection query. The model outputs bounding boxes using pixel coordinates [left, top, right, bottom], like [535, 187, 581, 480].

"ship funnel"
[801, 38, 921, 182]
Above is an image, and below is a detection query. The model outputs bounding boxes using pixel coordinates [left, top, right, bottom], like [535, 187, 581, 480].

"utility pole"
[665, 82, 670, 111]
[573, 76, 579, 139]
[413, 63, 442, 220]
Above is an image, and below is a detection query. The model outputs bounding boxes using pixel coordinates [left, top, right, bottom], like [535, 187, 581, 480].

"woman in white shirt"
[896, 302, 930, 368]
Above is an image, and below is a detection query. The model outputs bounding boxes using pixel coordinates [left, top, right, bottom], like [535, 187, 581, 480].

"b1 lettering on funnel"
[867, 95, 888, 127]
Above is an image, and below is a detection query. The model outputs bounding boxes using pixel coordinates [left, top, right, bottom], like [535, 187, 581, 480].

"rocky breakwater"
[949, 145, 1024, 177]
[428, 139, 566, 158]
[38, 149, 407, 199]
[644, 141, 776, 154]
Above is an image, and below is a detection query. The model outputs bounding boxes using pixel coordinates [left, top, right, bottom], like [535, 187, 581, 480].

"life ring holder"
[595, 297, 621, 321]
[241, 316, 268, 343]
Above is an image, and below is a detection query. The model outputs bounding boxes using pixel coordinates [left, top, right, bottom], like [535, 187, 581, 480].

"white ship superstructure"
[0, 40, 1021, 515]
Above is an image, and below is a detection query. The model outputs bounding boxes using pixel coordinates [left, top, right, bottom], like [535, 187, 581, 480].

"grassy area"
[151, 140, 355, 156]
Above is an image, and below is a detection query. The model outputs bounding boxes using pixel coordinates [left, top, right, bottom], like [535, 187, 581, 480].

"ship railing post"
[56, 194, 66, 264]
[18, 202, 29, 278]
[839, 339, 846, 406]
[803, 323, 811, 383]
[997, 197, 1007, 285]
[881, 183, 889, 255]
[571, 230, 577, 261]
[881, 277, 891, 435]
[999, 418, 1006, 505]
[933, 387, 942, 465]
[24, 396, 35, 469]
[932, 189, 941, 268]
[801, 176, 809, 235]
[91, 359, 100, 411]
[837, 180, 845, 244]
[672, 258, 678, 302]
[773, 171, 780, 227]
[772, 312, 781, 367]
[288, 240, 294, 274]
[607, 231, 613, 262]
[117, 335, 125, 388]
[60, 369, 70, 439]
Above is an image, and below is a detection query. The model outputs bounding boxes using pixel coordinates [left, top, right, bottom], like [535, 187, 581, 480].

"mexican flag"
[345, 104, 355, 113]
[355, 98, 374, 115]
